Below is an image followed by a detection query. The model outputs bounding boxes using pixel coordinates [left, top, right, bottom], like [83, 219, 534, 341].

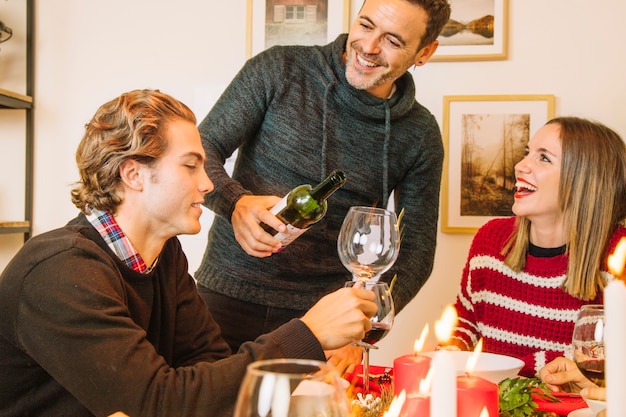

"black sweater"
[0, 214, 324, 417]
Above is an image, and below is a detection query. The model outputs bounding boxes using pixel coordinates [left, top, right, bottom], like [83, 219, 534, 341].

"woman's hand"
[538, 357, 597, 393]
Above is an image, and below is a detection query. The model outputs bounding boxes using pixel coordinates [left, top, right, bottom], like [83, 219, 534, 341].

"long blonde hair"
[503, 117, 626, 300]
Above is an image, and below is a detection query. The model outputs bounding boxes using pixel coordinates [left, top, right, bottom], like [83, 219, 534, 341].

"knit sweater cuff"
[214, 182, 252, 221]
[270, 319, 326, 360]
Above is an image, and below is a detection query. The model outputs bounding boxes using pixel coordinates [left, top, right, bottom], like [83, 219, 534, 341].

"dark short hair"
[408, 0, 452, 50]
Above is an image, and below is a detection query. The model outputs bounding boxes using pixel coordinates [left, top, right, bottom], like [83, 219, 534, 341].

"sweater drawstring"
[382, 102, 391, 208]
[320, 81, 337, 181]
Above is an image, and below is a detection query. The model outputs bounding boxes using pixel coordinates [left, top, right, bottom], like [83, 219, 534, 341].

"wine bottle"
[262, 170, 347, 248]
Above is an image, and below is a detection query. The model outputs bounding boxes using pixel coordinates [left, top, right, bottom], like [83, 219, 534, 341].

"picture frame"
[246, 0, 351, 59]
[431, 0, 508, 62]
[441, 94, 556, 234]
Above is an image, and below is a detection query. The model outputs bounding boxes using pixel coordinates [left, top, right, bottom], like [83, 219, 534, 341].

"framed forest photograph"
[246, 0, 350, 58]
[441, 94, 555, 234]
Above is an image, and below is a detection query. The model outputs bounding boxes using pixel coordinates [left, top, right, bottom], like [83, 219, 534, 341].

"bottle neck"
[310, 171, 346, 202]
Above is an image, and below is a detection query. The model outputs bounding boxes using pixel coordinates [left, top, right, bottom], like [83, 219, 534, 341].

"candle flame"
[413, 324, 429, 354]
[608, 237, 626, 278]
[383, 390, 406, 417]
[465, 338, 484, 375]
[435, 304, 458, 343]
[479, 406, 489, 417]
[418, 368, 433, 396]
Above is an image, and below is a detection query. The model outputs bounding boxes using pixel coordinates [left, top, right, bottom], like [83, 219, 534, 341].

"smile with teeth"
[357, 53, 378, 67]
[515, 181, 537, 194]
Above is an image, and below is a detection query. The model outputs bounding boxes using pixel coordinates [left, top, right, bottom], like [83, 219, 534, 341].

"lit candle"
[431, 305, 458, 417]
[606, 237, 626, 417]
[401, 369, 431, 417]
[455, 339, 498, 417]
[383, 390, 406, 417]
[456, 375, 498, 417]
[607, 237, 626, 278]
[393, 325, 431, 398]
[431, 350, 456, 417]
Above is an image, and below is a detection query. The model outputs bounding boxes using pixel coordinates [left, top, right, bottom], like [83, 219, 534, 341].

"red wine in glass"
[572, 305, 605, 388]
[344, 281, 395, 392]
[576, 359, 605, 387]
[362, 322, 392, 345]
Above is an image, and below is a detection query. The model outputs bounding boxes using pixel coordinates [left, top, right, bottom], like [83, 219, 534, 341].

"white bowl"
[421, 351, 524, 384]
[581, 396, 606, 415]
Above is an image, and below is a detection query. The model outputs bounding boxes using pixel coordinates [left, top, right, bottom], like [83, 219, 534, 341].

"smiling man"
[194, 0, 452, 373]
[0, 89, 378, 417]
[345, 0, 438, 97]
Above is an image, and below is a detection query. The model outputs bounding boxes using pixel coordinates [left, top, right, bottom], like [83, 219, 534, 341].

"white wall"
[1, 0, 625, 366]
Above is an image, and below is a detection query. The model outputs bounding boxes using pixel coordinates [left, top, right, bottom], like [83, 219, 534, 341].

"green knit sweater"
[196, 34, 444, 313]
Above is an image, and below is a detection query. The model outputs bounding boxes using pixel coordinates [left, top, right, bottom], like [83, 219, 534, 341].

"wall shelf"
[0, 0, 34, 242]
[0, 88, 33, 109]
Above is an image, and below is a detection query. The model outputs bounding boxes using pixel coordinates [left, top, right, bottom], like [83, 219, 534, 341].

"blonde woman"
[444, 117, 626, 378]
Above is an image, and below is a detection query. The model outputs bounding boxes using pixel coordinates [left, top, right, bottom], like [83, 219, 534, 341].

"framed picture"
[441, 94, 556, 234]
[431, 0, 508, 62]
[246, 0, 351, 59]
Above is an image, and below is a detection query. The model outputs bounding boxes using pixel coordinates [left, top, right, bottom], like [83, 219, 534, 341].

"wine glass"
[233, 358, 350, 417]
[572, 304, 605, 387]
[337, 206, 400, 283]
[344, 281, 395, 392]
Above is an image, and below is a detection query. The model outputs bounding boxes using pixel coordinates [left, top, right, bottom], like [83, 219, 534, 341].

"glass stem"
[363, 347, 370, 392]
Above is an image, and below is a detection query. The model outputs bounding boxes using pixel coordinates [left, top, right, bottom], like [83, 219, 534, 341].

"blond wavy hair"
[70, 89, 196, 213]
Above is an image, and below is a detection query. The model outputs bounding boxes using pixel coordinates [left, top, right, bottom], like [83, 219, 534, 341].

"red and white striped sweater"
[451, 216, 626, 377]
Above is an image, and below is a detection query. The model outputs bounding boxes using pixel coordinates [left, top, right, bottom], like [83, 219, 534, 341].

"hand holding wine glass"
[572, 304, 605, 387]
[337, 206, 400, 283]
[344, 281, 395, 392]
[300, 285, 378, 350]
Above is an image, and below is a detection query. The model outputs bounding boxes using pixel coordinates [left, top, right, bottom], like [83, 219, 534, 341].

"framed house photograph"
[431, 0, 508, 62]
[246, 0, 350, 59]
[441, 94, 556, 234]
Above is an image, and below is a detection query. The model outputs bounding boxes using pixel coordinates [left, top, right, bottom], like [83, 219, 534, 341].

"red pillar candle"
[393, 354, 431, 397]
[456, 374, 498, 417]
[401, 394, 430, 417]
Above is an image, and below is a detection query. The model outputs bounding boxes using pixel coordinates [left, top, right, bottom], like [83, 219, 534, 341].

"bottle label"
[269, 196, 287, 215]
[274, 224, 309, 248]
[269, 195, 309, 248]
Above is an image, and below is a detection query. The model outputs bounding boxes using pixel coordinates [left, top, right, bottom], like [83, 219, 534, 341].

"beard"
[345, 44, 411, 91]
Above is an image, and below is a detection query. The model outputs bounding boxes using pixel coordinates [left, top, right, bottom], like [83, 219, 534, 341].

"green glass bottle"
[262, 170, 347, 248]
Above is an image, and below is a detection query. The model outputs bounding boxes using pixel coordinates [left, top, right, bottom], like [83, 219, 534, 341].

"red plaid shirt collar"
[85, 208, 153, 274]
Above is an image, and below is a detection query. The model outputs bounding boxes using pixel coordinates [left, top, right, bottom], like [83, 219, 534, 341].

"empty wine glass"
[572, 304, 605, 387]
[344, 281, 395, 392]
[337, 206, 400, 284]
[233, 358, 350, 417]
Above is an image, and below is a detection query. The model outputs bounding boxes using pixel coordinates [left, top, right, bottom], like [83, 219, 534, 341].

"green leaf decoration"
[498, 377, 559, 417]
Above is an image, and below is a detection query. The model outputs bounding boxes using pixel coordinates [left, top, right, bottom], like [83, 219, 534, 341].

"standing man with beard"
[195, 0, 451, 373]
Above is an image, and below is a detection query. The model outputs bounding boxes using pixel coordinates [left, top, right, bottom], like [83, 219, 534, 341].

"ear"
[118, 159, 144, 191]
[413, 40, 440, 66]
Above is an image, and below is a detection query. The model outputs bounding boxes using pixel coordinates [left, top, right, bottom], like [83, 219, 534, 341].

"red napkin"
[533, 391, 588, 416]
[343, 364, 393, 396]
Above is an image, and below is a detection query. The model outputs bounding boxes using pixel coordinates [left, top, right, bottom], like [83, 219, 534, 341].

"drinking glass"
[344, 281, 395, 392]
[337, 206, 400, 283]
[233, 358, 350, 417]
[572, 304, 605, 387]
